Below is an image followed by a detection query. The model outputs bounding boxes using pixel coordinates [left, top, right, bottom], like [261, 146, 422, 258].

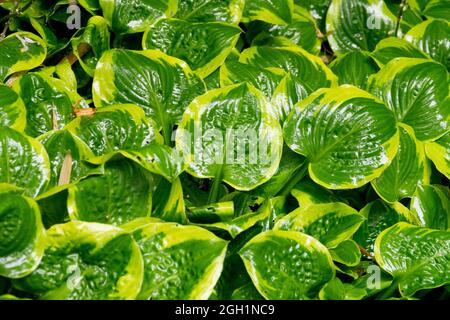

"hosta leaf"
[354, 200, 416, 254]
[318, 277, 346, 300]
[247, 5, 321, 54]
[70, 16, 111, 76]
[368, 58, 449, 141]
[174, 0, 245, 24]
[329, 51, 379, 88]
[0, 84, 26, 131]
[275, 202, 364, 248]
[371, 37, 430, 67]
[123, 219, 227, 300]
[13, 221, 143, 299]
[425, 134, 450, 179]
[93, 49, 205, 143]
[99, 0, 177, 33]
[176, 83, 283, 191]
[0, 127, 50, 197]
[0, 192, 45, 278]
[371, 125, 428, 203]
[329, 239, 361, 267]
[152, 177, 188, 224]
[68, 159, 153, 225]
[410, 184, 450, 230]
[239, 230, 334, 299]
[239, 46, 338, 93]
[284, 86, 399, 189]
[326, 0, 396, 55]
[404, 19, 450, 69]
[66, 104, 162, 158]
[38, 130, 100, 192]
[242, 0, 294, 25]
[143, 19, 241, 79]
[290, 178, 343, 208]
[0, 32, 47, 82]
[12, 72, 77, 138]
[374, 222, 450, 296]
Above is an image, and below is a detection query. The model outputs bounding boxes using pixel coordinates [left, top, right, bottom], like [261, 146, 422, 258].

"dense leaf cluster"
[0, 0, 449, 300]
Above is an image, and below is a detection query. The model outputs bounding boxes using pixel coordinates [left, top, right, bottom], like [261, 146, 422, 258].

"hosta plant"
[0, 0, 448, 301]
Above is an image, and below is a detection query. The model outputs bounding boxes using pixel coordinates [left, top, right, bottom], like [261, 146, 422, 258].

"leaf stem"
[59, 43, 91, 66]
[358, 245, 373, 258]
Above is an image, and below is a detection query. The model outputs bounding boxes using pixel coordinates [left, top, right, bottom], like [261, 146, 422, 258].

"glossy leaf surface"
[240, 230, 334, 299]
[425, 134, 450, 179]
[124, 219, 227, 300]
[371, 125, 428, 203]
[13, 221, 144, 299]
[99, 0, 177, 33]
[176, 83, 283, 191]
[143, 19, 241, 79]
[0, 32, 46, 82]
[0, 85, 26, 131]
[0, 127, 50, 197]
[368, 58, 449, 141]
[284, 86, 399, 189]
[326, 0, 396, 55]
[353, 200, 415, 254]
[66, 104, 162, 158]
[275, 202, 365, 248]
[375, 222, 450, 297]
[93, 49, 205, 142]
[410, 184, 450, 230]
[0, 192, 45, 278]
[68, 159, 153, 225]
